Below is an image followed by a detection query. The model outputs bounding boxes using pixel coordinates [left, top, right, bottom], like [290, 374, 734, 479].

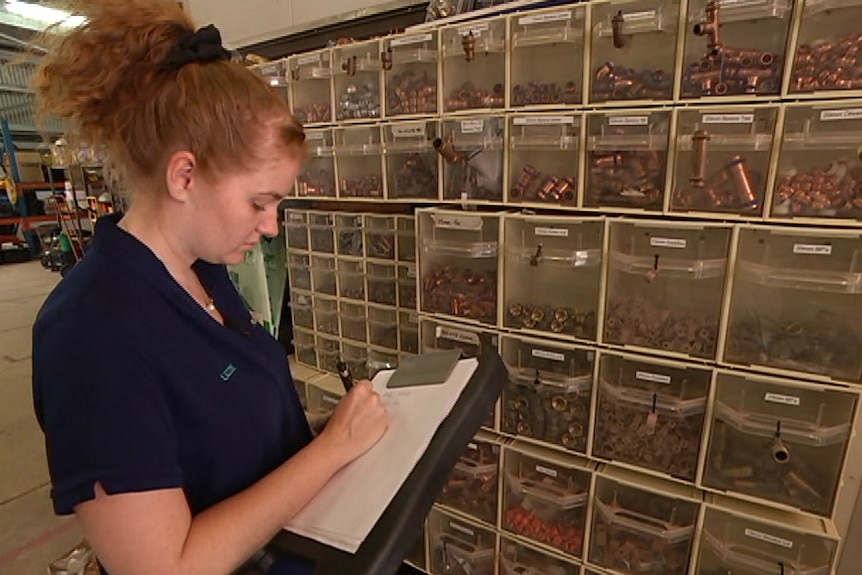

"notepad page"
[284, 358, 480, 553]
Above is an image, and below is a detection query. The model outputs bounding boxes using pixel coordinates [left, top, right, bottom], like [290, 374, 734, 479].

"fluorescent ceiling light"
[5, 1, 85, 28]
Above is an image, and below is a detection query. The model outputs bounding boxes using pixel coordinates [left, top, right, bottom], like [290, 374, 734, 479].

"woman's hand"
[317, 380, 389, 466]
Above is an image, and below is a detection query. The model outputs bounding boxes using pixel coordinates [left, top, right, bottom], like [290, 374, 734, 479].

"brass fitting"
[462, 31, 476, 62]
[611, 11, 626, 49]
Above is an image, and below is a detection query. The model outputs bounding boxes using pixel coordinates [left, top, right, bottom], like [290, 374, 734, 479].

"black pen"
[336, 358, 355, 392]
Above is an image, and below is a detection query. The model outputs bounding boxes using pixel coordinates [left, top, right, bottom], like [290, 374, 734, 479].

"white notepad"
[284, 358, 479, 553]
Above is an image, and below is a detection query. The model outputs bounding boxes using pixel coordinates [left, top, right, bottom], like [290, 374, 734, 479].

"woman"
[31, 1, 389, 574]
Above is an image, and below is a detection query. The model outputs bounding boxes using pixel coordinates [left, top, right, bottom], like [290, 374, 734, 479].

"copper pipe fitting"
[611, 11, 626, 48]
[381, 47, 393, 71]
[690, 130, 711, 188]
[342, 55, 357, 76]
[693, 0, 721, 55]
[726, 156, 758, 207]
[432, 138, 465, 166]
[462, 31, 476, 62]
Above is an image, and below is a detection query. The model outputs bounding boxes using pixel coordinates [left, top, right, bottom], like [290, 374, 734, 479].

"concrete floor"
[0, 261, 83, 575]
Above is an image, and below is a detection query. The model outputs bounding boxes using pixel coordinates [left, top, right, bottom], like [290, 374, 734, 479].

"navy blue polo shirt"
[32, 213, 314, 574]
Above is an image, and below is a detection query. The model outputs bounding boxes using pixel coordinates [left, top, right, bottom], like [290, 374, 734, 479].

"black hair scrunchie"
[162, 24, 231, 71]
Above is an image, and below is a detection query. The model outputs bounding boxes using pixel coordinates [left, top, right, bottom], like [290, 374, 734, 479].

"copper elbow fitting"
[611, 11, 626, 49]
[462, 31, 476, 62]
[433, 138, 464, 165]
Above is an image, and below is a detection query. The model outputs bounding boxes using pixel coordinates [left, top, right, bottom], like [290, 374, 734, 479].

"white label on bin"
[532, 349, 565, 362]
[437, 327, 480, 345]
[793, 243, 833, 255]
[720, 0, 763, 7]
[391, 123, 426, 137]
[450, 522, 475, 536]
[514, 115, 575, 126]
[765, 393, 801, 406]
[519, 10, 571, 25]
[432, 214, 483, 230]
[636, 371, 671, 385]
[297, 54, 320, 66]
[467, 442, 478, 450]
[625, 9, 657, 21]
[608, 116, 649, 126]
[650, 237, 687, 249]
[745, 529, 793, 549]
[322, 394, 340, 406]
[536, 465, 559, 478]
[306, 131, 325, 141]
[821, 109, 862, 121]
[407, 266, 417, 278]
[391, 33, 433, 47]
[459, 23, 488, 36]
[535, 226, 570, 237]
[259, 64, 279, 76]
[461, 120, 485, 134]
[702, 113, 754, 124]
[288, 212, 304, 222]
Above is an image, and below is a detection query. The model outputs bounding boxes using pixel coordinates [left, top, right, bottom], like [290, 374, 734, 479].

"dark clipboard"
[268, 349, 506, 575]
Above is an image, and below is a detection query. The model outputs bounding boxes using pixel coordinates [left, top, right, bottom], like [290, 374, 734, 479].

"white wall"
[186, 0, 405, 48]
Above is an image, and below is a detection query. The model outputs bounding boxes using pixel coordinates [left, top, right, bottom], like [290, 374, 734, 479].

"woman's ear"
[164, 151, 197, 202]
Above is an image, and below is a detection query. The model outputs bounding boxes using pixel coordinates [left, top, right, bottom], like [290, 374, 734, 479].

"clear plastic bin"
[285, 210, 309, 251]
[503, 216, 603, 341]
[399, 311, 420, 355]
[341, 341, 369, 381]
[368, 306, 398, 350]
[724, 226, 862, 381]
[500, 335, 594, 453]
[383, 30, 439, 118]
[418, 210, 500, 325]
[594, 351, 711, 480]
[367, 262, 398, 307]
[703, 370, 857, 517]
[290, 292, 314, 331]
[499, 536, 580, 575]
[332, 40, 382, 122]
[502, 447, 591, 557]
[509, 6, 587, 108]
[309, 212, 336, 254]
[695, 501, 839, 575]
[681, 0, 794, 99]
[383, 120, 440, 201]
[296, 129, 336, 198]
[588, 0, 680, 103]
[288, 49, 333, 124]
[288, 253, 312, 292]
[603, 220, 732, 359]
[306, 379, 343, 419]
[438, 437, 500, 525]
[368, 348, 398, 379]
[771, 102, 862, 221]
[288, 362, 322, 411]
[250, 60, 289, 101]
[310, 255, 337, 296]
[788, 0, 862, 95]
[397, 216, 417, 262]
[420, 317, 499, 359]
[313, 296, 339, 337]
[438, 117, 505, 202]
[316, 334, 341, 373]
[508, 114, 582, 206]
[584, 110, 671, 211]
[293, 328, 317, 368]
[671, 105, 778, 216]
[337, 259, 366, 302]
[398, 263, 418, 310]
[589, 474, 699, 575]
[334, 125, 384, 199]
[428, 507, 496, 575]
[340, 300, 367, 344]
[406, 525, 428, 571]
[335, 214, 364, 257]
[365, 215, 397, 260]
[441, 17, 506, 114]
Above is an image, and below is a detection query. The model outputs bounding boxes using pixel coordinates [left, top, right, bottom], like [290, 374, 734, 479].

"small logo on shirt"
[220, 364, 238, 381]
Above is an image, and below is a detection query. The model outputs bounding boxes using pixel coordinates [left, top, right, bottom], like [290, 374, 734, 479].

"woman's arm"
[76, 380, 388, 575]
